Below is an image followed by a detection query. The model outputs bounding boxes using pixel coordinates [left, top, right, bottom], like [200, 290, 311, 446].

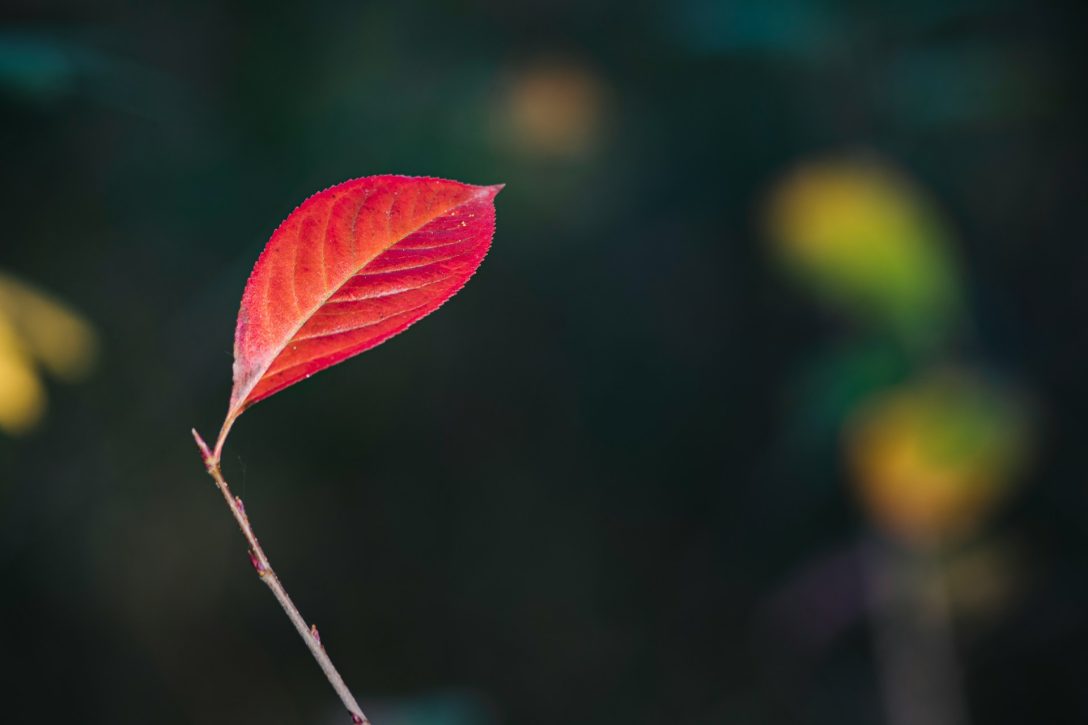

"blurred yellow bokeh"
[844, 370, 1030, 546]
[0, 271, 99, 435]
[765, 157, 962, 349]
[0, 312, 45, 434]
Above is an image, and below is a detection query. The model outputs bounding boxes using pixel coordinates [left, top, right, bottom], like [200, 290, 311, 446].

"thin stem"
[192, 428, 370, 725]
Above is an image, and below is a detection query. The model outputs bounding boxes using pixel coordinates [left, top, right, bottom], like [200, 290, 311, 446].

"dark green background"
[2, 1, 1086, 723]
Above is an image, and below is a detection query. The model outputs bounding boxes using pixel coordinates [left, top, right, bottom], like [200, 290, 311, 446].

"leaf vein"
[284, 300, 433, 346]
[329, 273, 458, 304]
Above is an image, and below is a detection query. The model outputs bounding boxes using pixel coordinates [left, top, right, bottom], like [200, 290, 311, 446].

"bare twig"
[192, 428, 370, 725]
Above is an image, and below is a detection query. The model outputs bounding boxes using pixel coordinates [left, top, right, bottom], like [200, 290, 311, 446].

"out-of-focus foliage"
[764, 154, 1035, 549]
[787, 339, 913, 450]
[844, 371, 1030, 546]
[765, 158, 962, 351]
[0, 312, 44, 435]
[0, 271, 98, 434]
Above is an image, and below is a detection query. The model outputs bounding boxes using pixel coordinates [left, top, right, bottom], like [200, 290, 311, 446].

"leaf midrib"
[228, 184, 490, 418]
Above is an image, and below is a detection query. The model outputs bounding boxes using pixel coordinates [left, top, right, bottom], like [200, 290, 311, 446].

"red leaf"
[213, 175, 501, 457]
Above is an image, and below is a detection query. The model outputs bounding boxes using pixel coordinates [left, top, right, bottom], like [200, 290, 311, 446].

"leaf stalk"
[192, 428, 370, 724]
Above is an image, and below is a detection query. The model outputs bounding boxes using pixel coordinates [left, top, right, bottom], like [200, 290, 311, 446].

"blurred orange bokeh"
[845, 371, 1031, 546]
[493, 58, 608, 159]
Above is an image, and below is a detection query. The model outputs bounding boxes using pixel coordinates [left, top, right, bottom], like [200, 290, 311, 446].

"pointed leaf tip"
[218, 175, 501, 451]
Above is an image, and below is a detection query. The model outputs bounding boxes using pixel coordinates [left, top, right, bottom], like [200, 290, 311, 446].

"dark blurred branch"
[192, 428, 370, 725]
[865, 537, 968, 725]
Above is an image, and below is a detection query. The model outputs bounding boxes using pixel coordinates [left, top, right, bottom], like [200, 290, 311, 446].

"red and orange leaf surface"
[212, 175, 501, 457]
